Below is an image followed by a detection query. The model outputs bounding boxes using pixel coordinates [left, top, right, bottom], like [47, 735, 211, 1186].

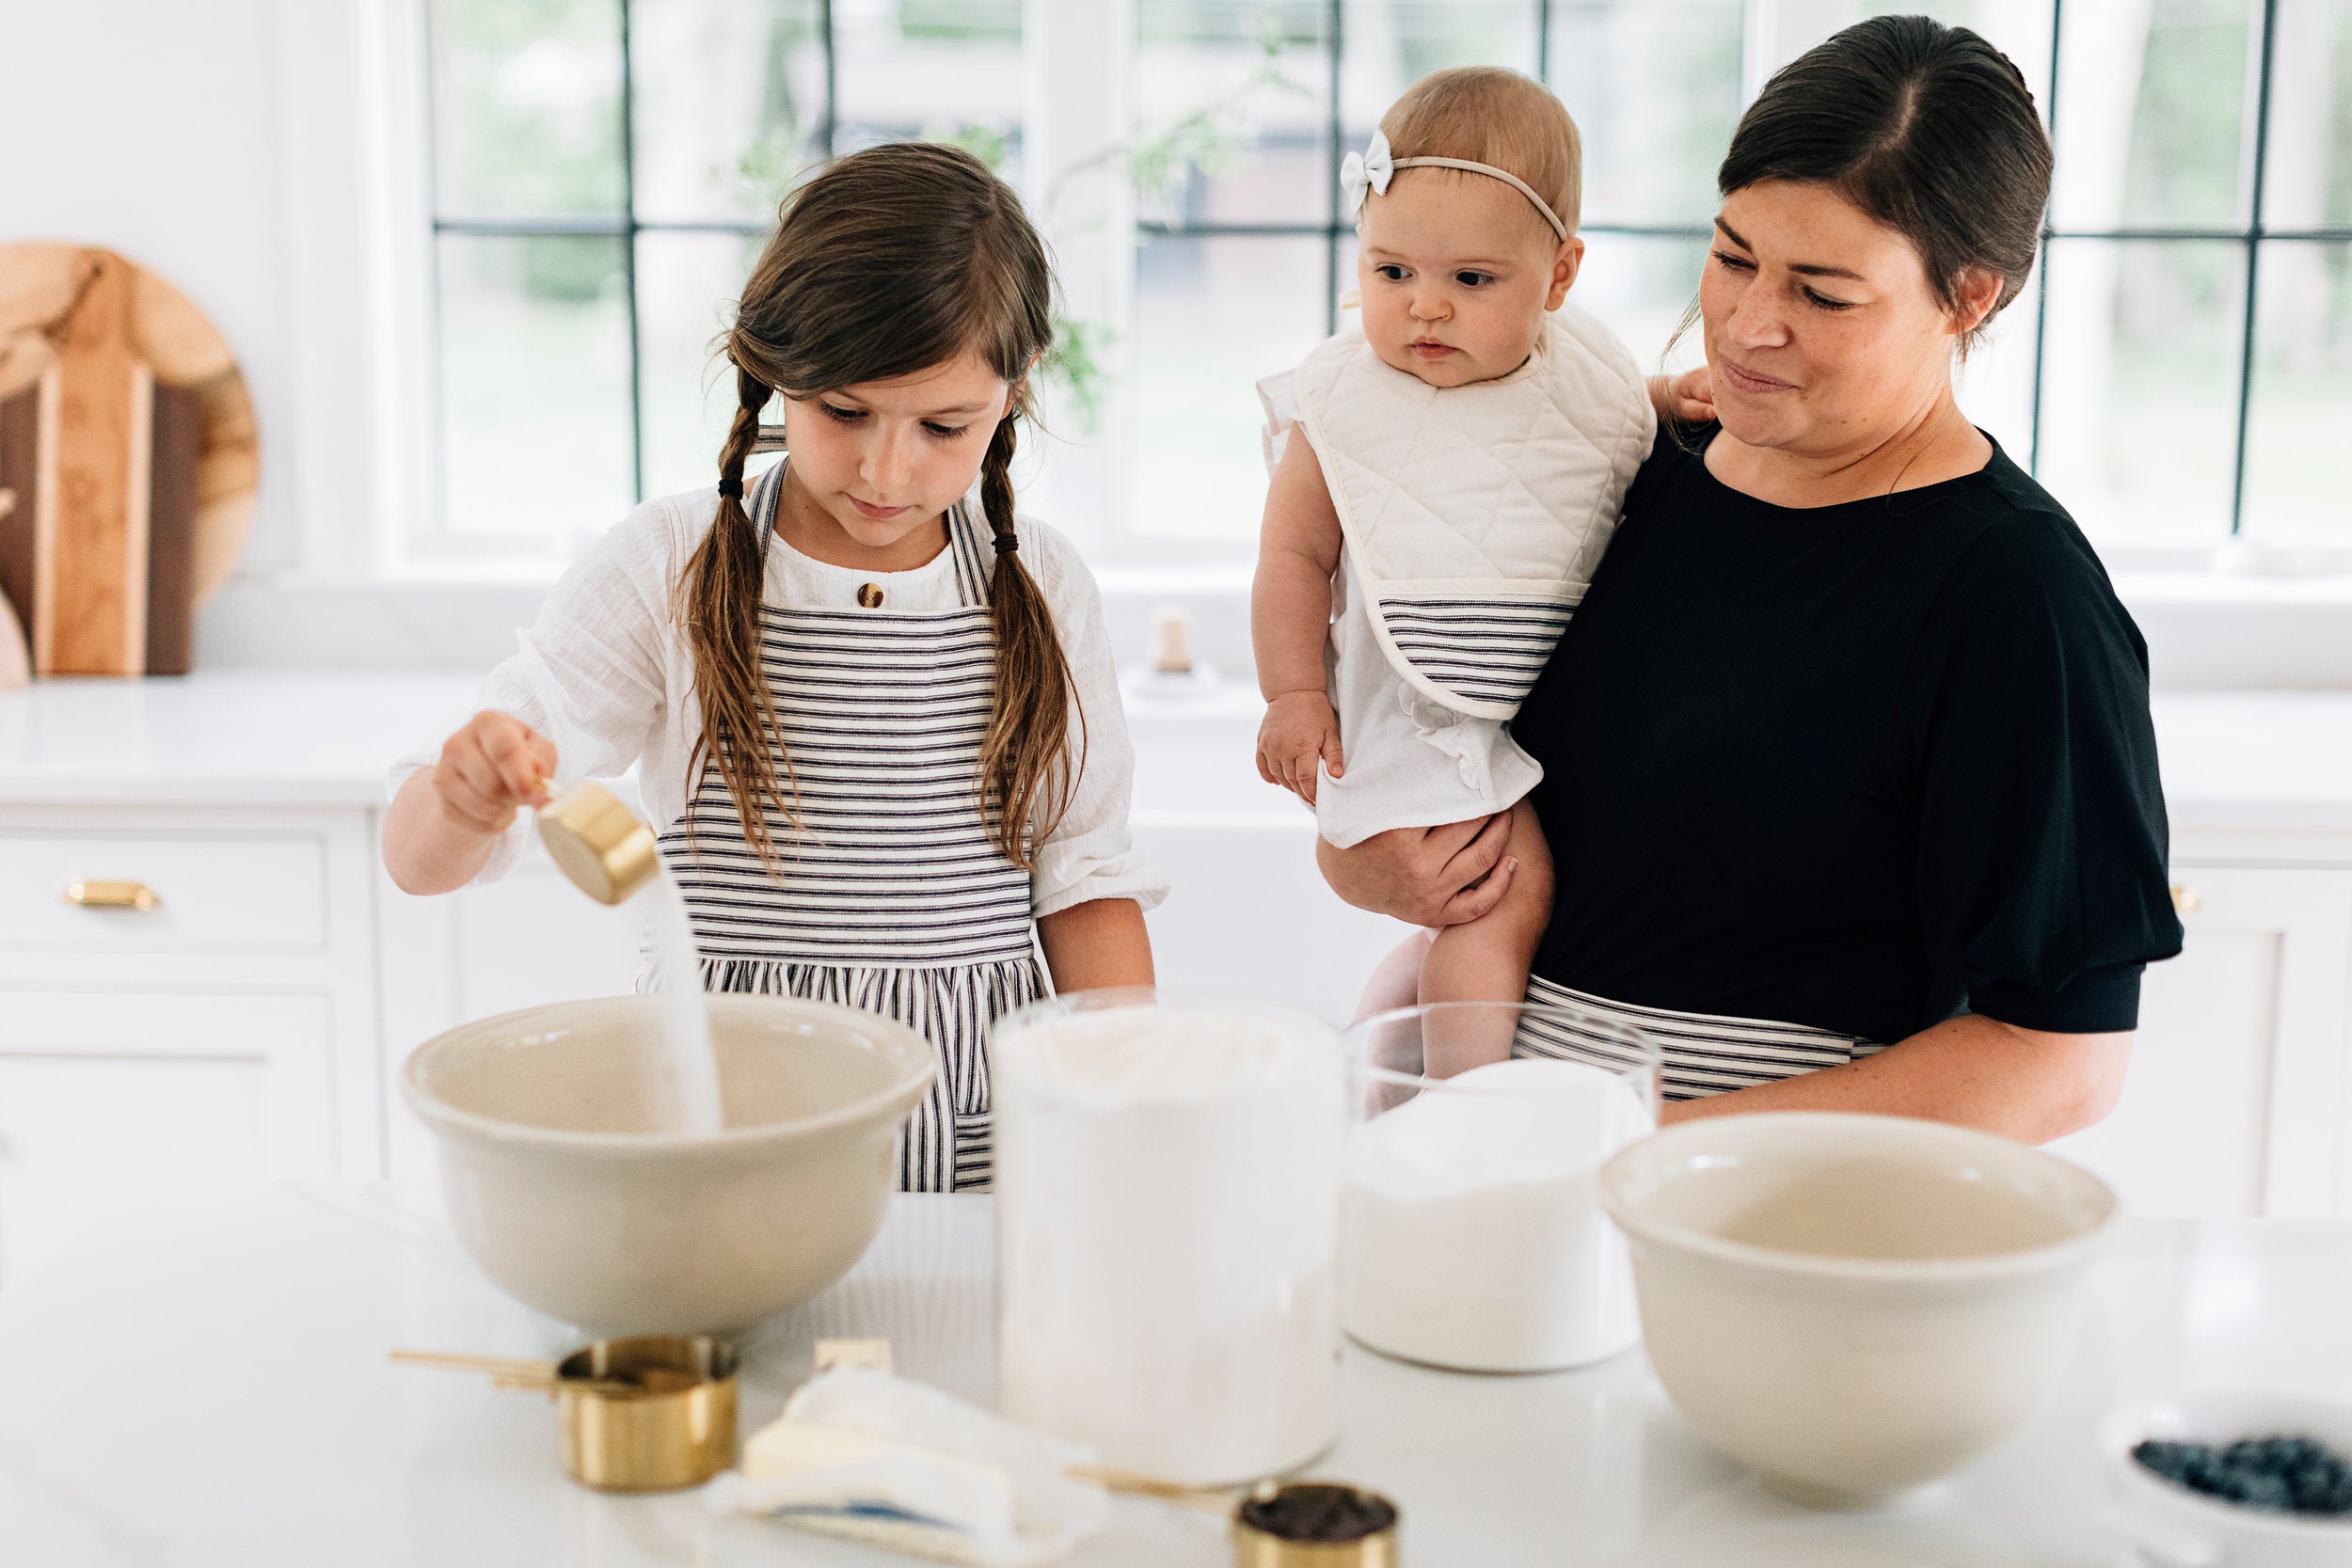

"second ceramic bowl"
[1599, 1112, 2118, 1510]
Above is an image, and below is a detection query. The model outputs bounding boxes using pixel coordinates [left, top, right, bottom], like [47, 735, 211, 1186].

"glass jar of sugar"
[1342, 1001, 1661, 1372]
[993, 990, 1344, 1485]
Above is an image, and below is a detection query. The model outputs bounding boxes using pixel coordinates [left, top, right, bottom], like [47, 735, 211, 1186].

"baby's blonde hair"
[1379, 67, 1582, 237]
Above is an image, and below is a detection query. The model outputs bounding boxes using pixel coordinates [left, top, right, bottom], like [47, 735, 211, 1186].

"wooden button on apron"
[857, 583, 884, 609]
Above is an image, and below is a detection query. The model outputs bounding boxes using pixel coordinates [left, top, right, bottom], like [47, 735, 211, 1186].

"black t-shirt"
[1516, 431, 2185, 1044]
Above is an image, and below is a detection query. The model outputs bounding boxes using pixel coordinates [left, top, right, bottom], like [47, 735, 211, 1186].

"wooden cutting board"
[0, 243, 258, 675]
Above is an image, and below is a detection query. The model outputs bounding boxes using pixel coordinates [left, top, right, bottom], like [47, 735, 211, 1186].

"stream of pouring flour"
[641, 864, 724, 1135]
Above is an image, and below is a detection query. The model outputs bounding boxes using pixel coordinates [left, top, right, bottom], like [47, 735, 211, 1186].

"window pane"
[630, 0, 827, 223]
[637, 231, 770, 501]
[2243, 241, 2352, 539]
[1860, 0, 2056, 101]
[1570, 233, 1708, 380]
[1340, 0, 1540, 150]
[2262, 0, 2352, 230]
[1136, 1, 1333, 227]
[1953, 255, 2043, 465]
[2054, 0, 2251, 230]
[437, 234, 635, 540]
[833, 0, 1025, 185]
[1131, 233, 1330, 538]
[431, 0, 624, 218]
[1549, 2, 1744, 230]
[2035, 239, 2245, 542]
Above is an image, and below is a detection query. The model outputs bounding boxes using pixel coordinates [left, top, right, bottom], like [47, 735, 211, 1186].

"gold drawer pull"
[64, 879, 160, 911]
[2170, 884, 2202, 916]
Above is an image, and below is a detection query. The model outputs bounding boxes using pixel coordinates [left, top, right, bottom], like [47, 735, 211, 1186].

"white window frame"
[368, 0, 2352, 586]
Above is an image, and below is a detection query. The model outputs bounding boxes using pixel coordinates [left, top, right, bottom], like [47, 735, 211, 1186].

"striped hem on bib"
[1378, 595, 1576, 711]
[1516, 974, 1885, 1101]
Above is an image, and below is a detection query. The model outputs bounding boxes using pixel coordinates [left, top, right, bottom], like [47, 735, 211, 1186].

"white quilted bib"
[1289, 302, 1655, 720]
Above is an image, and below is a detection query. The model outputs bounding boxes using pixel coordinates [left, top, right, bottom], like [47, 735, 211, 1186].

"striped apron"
[1515, 974, 1886, 1101]
[658, 462, 1044, 1193]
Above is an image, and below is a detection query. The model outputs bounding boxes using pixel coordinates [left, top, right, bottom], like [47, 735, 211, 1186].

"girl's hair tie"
[993, 531, 1019, 555]
[716, 475, 744, 499]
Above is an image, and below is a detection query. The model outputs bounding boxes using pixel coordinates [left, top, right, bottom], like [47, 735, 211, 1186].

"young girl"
[1253, 68, 1653, 1074]
[384, 142, 1164, 1193]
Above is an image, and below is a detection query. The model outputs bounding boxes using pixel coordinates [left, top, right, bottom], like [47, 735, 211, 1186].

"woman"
[1322, 16, 2184, 1144]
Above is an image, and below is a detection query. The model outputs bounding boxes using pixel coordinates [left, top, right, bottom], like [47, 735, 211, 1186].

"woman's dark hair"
[1721, 15, 2053, 342]
[684, 141, 1075, 875]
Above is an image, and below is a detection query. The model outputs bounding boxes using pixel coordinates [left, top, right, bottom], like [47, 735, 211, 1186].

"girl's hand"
[1256, 690, 1343, 804]
[430, 711, 558, 835]
[1647, 367, 1716, 426]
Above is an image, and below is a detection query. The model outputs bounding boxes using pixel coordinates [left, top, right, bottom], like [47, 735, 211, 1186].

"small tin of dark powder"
[1232, 1481, 1400, 1566]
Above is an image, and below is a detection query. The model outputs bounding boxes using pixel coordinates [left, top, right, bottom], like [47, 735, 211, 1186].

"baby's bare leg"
[1418, 800, 1555, 1079]
[1352, 928, 1438, 1025]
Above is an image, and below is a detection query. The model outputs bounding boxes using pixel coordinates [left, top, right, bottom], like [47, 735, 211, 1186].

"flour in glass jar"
[993, 1003, 1344, 1484]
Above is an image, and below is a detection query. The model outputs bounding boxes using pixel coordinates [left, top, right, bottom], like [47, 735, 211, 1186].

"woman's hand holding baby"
[1256, 690, 1344, 804]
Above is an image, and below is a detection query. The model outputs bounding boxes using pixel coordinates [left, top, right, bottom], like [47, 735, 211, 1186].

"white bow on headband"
[1339, 129, 1570, 242]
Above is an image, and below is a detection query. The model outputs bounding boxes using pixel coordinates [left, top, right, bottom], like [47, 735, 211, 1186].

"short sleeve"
[1905, 515, 2185, 1034]
[1257, 366, 1300, 478]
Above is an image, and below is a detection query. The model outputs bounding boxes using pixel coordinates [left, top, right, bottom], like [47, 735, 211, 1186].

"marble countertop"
[0, 673, 2346, 828]
[4, 1180, 2350, 1566]
[0, 673, 481, 806]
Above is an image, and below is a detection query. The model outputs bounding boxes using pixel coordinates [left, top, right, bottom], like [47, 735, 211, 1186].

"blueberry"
[2132, 1431, 2352, 1516]
[2241, 1474, 2295, 1512]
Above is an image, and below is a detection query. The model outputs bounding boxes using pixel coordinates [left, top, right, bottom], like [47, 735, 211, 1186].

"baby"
[1252, 67, 1654, 1075]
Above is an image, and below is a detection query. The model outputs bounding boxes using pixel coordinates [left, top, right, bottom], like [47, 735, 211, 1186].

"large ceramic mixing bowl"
[405, 994, 934, 1337]
[1599, 1112, 2118, 1510]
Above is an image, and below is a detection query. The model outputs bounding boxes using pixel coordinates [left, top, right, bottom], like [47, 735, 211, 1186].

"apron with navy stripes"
[657, 462, 1043, 1194]
[1514, 974, 1885, 1101]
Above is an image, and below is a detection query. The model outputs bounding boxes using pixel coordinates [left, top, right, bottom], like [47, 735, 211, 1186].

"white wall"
[0, 0, 411, 594]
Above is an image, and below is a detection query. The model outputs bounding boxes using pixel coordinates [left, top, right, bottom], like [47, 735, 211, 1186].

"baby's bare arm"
[1252, 436, 1343, 703]
[1252, 436, 1349, 800]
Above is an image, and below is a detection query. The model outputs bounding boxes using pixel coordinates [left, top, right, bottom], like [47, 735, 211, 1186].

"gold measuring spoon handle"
[1066, 1462, 1245, 1514]
[389, 1350, 644, 1398]
[488, 1374, 647, 1398]
[391, 1348, 562, 1380]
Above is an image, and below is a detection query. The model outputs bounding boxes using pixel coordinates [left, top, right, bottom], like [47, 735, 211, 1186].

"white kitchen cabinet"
[2050, 865, 2352, 1220]
[0, 798, 386, 1287]
[0, 990, 334, 1285]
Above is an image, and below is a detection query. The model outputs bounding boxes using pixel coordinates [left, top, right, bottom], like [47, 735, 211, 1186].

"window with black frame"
[423, 0, 2352, 560]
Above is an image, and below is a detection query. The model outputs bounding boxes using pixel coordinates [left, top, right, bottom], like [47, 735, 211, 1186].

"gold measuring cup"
[1065, 1467, 1399, 1566]
[393, 1337, 739, 1493]
[535, 780, 660, 906]
[1231, 1481, 1400, 1567]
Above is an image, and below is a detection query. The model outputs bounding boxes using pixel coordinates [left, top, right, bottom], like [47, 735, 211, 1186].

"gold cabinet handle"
[63, 879, 160, 911]
[2170, 884, 2202, 916]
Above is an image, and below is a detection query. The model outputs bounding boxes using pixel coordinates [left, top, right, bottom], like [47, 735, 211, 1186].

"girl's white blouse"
[388, 481, 1169, 921]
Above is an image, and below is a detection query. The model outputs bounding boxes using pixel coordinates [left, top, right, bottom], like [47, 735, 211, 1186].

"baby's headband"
[1341, 129, 1569, 243]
